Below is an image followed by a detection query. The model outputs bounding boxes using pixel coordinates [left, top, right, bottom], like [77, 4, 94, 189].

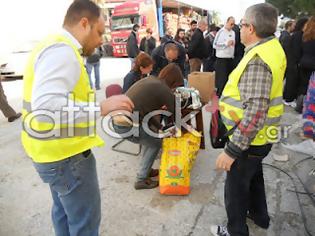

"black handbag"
[210, 110, 238, 149]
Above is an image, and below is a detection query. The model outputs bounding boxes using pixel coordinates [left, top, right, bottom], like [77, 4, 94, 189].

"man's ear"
[249, 24, 255, 35]
[80, 17, 89, 30]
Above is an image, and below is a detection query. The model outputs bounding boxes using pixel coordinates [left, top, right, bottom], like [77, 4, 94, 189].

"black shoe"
[149, 168, 159, 177]
[8, 112, 21, 122]
[134, 178, 159, 190]
[295, 95, 304, 114]
[247, 213, 270, 229]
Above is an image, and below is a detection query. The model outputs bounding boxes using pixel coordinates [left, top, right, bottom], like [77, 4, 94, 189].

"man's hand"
[216, 151, 235, 171]
[227, 40, 235, 47]
[100, 95, 134, 116]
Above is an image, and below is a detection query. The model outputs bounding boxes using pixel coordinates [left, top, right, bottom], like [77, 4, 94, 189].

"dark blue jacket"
[151, 41, 186, 76]
[122, 70, 142, 93]
[188, 28, 207, 59]
[127, 31, 140, 58]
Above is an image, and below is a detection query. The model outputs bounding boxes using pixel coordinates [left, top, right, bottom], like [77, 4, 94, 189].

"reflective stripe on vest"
[220, 115, 282, 127]
[220, 96, 283, 109]
[21, 34, 104, 163]
[219, 38, 286, 146]
[23, 126, 94, 140]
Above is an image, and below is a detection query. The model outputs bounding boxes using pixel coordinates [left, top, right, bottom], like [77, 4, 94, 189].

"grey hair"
[244, 3, 278, 38]
[198, 20, 207, 27]
[226, 16, 235, 23]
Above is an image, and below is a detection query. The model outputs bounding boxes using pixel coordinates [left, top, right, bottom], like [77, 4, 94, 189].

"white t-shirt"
[213, 27, 235, 58]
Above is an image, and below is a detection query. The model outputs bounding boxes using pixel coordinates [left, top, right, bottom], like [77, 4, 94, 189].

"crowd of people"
[124, 10, 315, 144]
[124, 13, 315, 117]
[281, 16, 315, 114]
[122, 4, 315, 236]
[0, 0, 312, 236]
[126, 15, 246, 98]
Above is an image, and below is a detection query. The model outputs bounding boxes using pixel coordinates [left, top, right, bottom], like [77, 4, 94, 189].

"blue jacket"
[122, 70, 142, 93]
[151, 41, 186, 76]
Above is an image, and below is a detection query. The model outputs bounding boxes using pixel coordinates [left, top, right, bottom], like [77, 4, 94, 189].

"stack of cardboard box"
[163, 11, 202, 36]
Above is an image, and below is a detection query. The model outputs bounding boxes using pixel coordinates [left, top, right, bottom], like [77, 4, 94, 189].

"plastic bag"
[184, 132, 201, 170]
[159, 132, 201, 195]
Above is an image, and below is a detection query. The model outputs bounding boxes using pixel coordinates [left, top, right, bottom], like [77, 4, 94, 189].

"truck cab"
[110, 0, 159, 57]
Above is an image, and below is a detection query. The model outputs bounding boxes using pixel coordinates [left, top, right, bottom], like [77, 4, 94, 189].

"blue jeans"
[33, 151, 101, 236]
[113, 124, 162, 181]
[86, 62, 100, 89]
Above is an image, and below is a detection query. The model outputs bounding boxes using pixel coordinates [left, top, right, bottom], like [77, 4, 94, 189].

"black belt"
[82, 149, 91, 158]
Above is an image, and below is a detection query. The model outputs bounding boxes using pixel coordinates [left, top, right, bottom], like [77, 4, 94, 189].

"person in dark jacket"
[127, 24, 140, 68]
[174, 28, 189, 77]
[160, 28, 174, 44]
[279, 20, 295, 96]
[296, 16, 315, 113]
[279, 20, 295, 48]
[174, 28, 189, 50]
[86, 46, 103, 90]
[139, 28, 156, 56]
[203, 24, 218, 72]
[186, 20, 197, 43]
[122, 52, 154, 93]
[151, 41, 186, 76]
[232, 23, 245, 68]
[283, 17, 308, 107]
[188, 20, 208, 72]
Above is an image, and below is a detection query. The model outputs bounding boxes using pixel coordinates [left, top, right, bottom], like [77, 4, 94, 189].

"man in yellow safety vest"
[21, 1, 133, 235]
[211, 3, 286, 236]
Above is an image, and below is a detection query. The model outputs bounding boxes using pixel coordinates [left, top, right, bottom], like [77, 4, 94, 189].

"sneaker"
[149, 168, 159, 177]
[134, 178, 158, 190]
[283, 100, 296, 108]
[8, 112, 21, 122]
[210, 225, 230, 236]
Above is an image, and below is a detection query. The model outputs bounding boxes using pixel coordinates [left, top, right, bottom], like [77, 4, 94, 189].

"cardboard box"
[188, 72, 215, 103]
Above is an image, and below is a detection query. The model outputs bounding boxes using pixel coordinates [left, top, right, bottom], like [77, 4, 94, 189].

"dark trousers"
[215, 58, 234, 97]
[203, 57, 216, 72]
[225, 144, 272, 236]
[283, 63, 299, 102]
[298, 68, 312, 96]
[0, 79, 17, 118]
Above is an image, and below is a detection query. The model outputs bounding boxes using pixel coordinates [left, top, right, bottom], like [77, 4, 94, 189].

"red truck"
[110, 0, 207, 57]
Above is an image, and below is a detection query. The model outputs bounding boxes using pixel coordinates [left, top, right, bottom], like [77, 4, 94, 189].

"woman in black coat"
[296, 17, 315, 113]
[122, 53, 154, 93]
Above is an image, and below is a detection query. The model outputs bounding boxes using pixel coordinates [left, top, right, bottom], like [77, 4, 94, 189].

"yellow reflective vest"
[219, 38, 286, 145]
[21, 35, 104, 163]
